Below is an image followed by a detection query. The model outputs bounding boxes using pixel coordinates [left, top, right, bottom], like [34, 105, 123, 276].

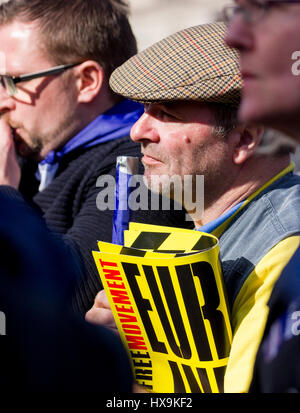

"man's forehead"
[0, 51, 5, 74]
[147, 101, 214, 111]
[145, 101, 218, 122]
[0, 20, 48, 74]
[0, 19, 36, 42]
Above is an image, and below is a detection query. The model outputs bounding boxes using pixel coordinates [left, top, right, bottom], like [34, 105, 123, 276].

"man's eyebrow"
[159, 102, 183, 117]
[160, 102, 175, 110]
[0, 71, 21, 78]
[144, 102, 184, 119]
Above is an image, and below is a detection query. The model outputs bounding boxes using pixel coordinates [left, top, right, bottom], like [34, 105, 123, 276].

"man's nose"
[225, 16, 254, 52]
[130, 112, 160, 143]
[0, 89, 15, 114]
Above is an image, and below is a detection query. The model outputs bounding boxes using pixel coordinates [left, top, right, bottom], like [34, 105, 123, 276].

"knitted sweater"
[20, 136, 190, 314]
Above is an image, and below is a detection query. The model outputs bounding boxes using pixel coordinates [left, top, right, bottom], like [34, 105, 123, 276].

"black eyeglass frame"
[223, 0, 300, 24]
[0, 62, 81, 96]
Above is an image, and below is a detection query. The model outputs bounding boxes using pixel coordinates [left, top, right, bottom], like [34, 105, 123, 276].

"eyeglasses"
[0, 62, 81, 97]
[223, 0, 300, 24]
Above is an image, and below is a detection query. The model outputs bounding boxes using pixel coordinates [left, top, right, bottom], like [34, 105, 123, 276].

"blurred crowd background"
[127, 0, 227, 51]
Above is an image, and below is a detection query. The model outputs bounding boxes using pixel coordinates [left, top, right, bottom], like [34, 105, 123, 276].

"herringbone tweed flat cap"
[110, 22, 241, 106]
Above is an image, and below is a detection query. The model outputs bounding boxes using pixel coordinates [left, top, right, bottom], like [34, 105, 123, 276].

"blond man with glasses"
[0, 0, 188, 317]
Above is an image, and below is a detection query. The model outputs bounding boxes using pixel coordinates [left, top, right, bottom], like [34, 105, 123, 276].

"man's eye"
[159, 110, 176, 120]
[144, 104, 177, 121]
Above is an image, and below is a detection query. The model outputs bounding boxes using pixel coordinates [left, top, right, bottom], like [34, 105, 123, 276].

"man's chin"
[143, 172, 185, 203]
[142, 173, 157, 192]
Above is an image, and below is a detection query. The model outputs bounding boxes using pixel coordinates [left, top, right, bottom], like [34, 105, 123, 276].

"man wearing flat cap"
[87, 22, 300, 393]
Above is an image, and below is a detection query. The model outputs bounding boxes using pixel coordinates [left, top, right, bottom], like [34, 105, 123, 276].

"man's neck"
[192, 155, 291, 229]
[39, 93, 121, 160]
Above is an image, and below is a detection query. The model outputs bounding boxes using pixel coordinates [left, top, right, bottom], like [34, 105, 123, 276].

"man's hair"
[211, 103, 238, 139]
[0, 0, 137, 78]
[211, 103, 295, 156]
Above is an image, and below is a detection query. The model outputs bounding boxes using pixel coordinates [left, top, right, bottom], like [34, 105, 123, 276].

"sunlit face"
[225, 1, 300, 139]
[0, 20, 79, 161]
[130, 101, 234, 207]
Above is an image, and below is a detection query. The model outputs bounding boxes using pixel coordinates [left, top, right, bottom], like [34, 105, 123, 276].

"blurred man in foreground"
[0, 188, 133, 392]
[225, 0, 300, 392]
[0, 0, 186, 315]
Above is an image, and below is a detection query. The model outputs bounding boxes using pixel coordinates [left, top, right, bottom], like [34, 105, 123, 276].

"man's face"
[130, 101, 234, 207]
[225, 1, 300, 138]
[0, 20, 79, 161]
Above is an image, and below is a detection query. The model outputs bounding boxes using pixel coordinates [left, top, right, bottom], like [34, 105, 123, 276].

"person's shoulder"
[264, 172, 300, 220]
[69, 136, 141, 167]
[58, 137, 141, 179]
[238, 171, 300, 228]
[271, 170, 300, 193]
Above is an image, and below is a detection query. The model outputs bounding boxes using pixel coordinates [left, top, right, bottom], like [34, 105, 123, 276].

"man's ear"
[229, 124, 264, 165]
[75, 60, 104, 103]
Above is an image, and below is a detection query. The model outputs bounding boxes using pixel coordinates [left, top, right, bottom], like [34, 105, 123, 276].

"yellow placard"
[93, 225, 232, 393]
